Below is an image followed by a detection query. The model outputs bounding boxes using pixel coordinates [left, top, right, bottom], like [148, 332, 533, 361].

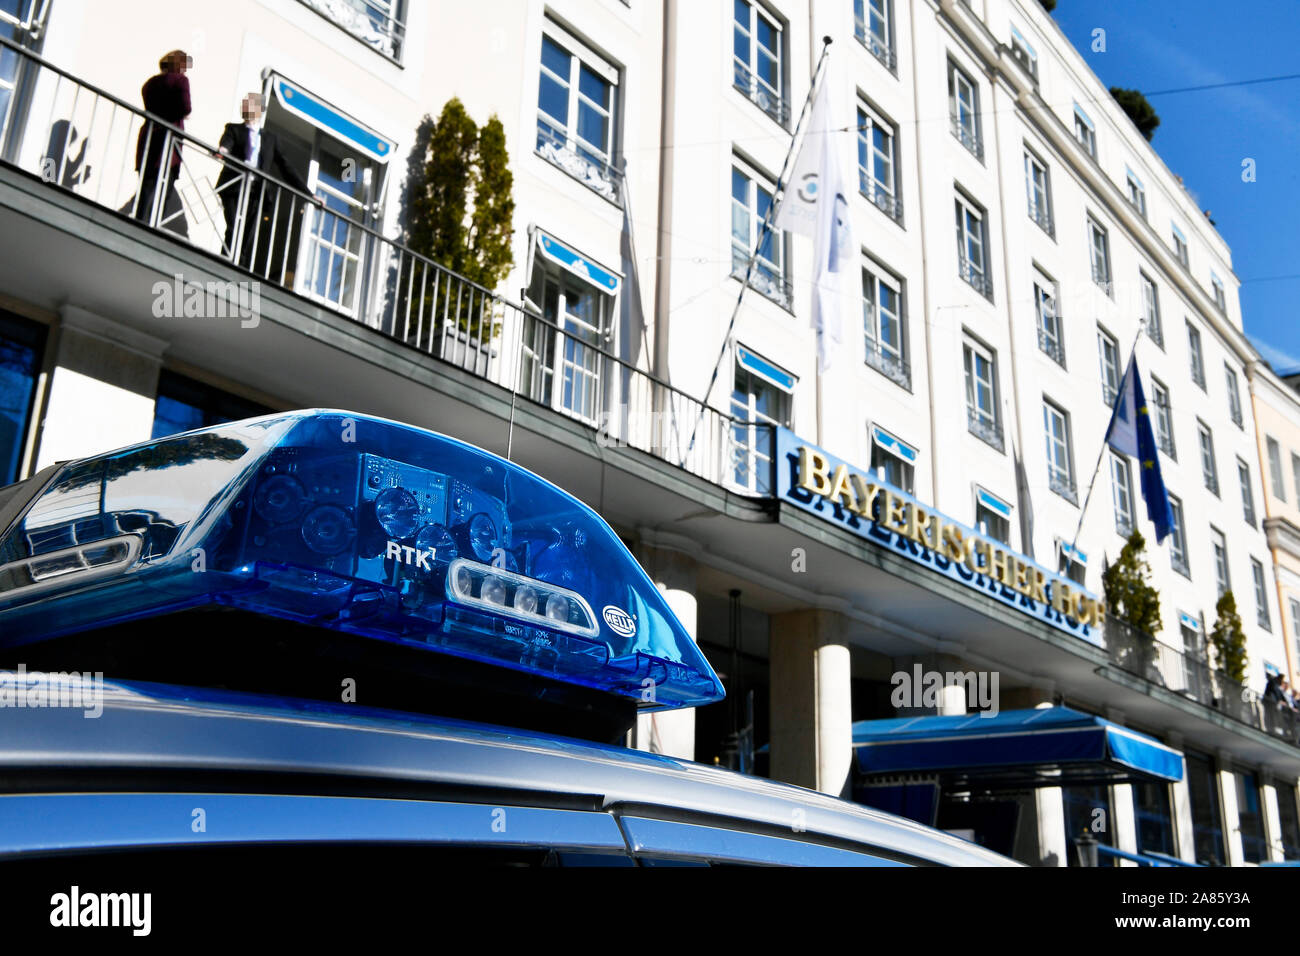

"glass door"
[300, 138, 375, 317]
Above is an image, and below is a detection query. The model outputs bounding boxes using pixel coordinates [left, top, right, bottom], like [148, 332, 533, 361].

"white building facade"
[0, 0, 1296, 864]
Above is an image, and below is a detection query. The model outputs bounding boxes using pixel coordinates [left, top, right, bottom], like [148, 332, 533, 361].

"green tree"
[1038, 0, 1056, 12]
[1110, 86, 1160, 142]
[1209, 591, 1248, 683]
[1102, 530, 1162, 678]
[399, 98, 515, 343]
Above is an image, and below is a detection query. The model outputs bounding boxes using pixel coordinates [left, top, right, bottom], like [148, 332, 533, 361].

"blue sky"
[1050, 0, 1300, 371]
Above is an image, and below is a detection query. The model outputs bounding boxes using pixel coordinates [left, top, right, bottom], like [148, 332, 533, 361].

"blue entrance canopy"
[853, 706, 1183, 785]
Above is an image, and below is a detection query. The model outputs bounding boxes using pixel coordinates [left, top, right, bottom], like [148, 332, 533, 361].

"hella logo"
[386, 540, 435, 571]
[602, 605, 636, 637]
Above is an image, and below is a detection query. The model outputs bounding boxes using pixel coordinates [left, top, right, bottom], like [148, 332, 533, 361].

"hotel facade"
[1, 0, 1297, 865]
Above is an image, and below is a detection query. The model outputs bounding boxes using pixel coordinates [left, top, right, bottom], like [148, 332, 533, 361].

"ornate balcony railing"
[1147, 319, 1164, 349]
[1157, 430, 1176, 460]
[853, 18, 896, 72]
[864, 338, 911, 390]
[958, 254, 993, 299]
[299, 0, 406, 61]
[732, 60, 790, 127]
[1091, 262, 1112, 295]
[535, 120, 623, 206]
[860, 176, 903, 224]
[1104, 615, 1300, 748]
[0, 34, 765, 498]
[730, 249, 793, 310]
[1049, 470, 1078, 504]
[966, 407, 1004, 453]
[950, 112, 983, 160]
[1028, 200, 1053, 237]
[1037, 326, 1066, 367]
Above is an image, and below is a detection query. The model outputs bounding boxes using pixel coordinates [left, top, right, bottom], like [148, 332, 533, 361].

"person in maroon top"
[133, 49, 191, 236]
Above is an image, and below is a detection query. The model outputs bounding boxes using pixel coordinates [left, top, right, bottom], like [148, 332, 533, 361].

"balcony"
[732, 60, 790, 128]
[860, 176, 903, 225]
[966, 407, 1004, 453]
[1028, 200, 1053, 237]
[864, 338, 911, 390]
[1147, 320, 1164, 350]
[730, 249, 792, 311]
[1091, 262, 1112, 296]
[535, 120, 624, 206]
[1037, 326, 1065, 367]
[1049, 469, 1078, 504]
[299, 0, 406, 61]
[853, 19, 896, 73]
[950, 113, 983, 161]
[0, 35, 764, 498]
[1104, 616, 1300, 748]
[957, 255, 993, 300]
[1157, 430, 1176, 460]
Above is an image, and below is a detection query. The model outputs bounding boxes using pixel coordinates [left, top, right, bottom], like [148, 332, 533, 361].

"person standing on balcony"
[133, 50, 191, 237]
[217, 92, 317, 273]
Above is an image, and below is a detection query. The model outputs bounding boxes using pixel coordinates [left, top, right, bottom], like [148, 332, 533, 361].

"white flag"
[774, 74, 855, 372]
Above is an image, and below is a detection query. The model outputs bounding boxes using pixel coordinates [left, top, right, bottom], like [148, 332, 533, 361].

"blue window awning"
[270, 75, 394, 163]
[853, 706, 1183, 787]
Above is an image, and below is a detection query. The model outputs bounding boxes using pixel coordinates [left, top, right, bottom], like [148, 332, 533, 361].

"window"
[1211, 526, 1230, 597]
[1236, 772, 1267, 864]
[522, 243, 617, 425]
[1024, 149, 1053, 236]
[862, 263, 908, 388]
[1058, 542, 1087, 585]
[1252, 558, 1271, 630]
[857, 102, 901, 221]
[1125, 168, 1147, 219]
[1198, 421, 1219, 495]
[151, 370, 271, 440]
[1180, 613, 1210, 697]
[1009, 26, 1038, 82]
[869, 425, 916, 494]
[1044, 400, 1076, 502]
[731, 159, 789, 308]
[1268, 437, 1286, 502]
[1064, 784, 1115, 866]
[301, 0, 406, 61]
[974, 488, 1012, 545]
[1187, 321, 1206, 389]
[1210, 272, 1227, 314]
[1087, 216, 1111, 293]
[948, 61, 982, 159]
[1292, 453, 1300, 510]
[1291, 598, 1300, 673]
[1097, 327, 1120, 407]
[1169, 495, 1190, 577]
[1239, 458, 1256, 527]
[1034, 271, 1064, 366]
[1171, 224, 1189, 269]
[1278, 784, 1300, 862]
[1151, 378, 1175, 458]
[1141, 273, 1163, 347]
[963, 339, 1002, 451]
[537, 27, 621, 202]
[730, 346, 793, 495]
[0, 311, 43, 485]
[1110, 453, 1135, 537]
[1185, 752, 1225, 866]
[733, 0, 787, 125]
[1225, 364, 1243, 427]
[1073, 103, 1097, 158]
[1132, 782, 1175, 860]
[955, 194, 992, 298]
[853, 0, 895, 71]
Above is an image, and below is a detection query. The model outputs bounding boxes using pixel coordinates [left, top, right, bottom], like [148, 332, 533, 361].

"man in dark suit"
[134, 49, 191, 236]
[217, 93, 318, 272]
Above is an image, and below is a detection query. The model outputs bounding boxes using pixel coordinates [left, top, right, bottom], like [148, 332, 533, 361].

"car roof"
[0, 675, 1018, 866]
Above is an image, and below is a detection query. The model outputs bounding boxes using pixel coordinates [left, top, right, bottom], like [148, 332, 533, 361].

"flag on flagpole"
[773, 69, 854, 373]
[1104, 355, 1175, 542]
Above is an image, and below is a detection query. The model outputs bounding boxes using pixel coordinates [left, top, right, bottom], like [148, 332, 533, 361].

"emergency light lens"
[481, 575, 507, 606]
[545, 593, 569, 623]
[253, 473, 308, 523]
[414, 523, 456, 562]
[374, 487, 421, 539]
[514, 585, 538, 614]
[302, 505, 354, 555]
[465, 513, 496, 561]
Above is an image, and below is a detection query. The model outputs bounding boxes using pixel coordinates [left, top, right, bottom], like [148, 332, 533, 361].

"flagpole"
[1068, 318, 1146, 559]
[680, 36, 833, 468]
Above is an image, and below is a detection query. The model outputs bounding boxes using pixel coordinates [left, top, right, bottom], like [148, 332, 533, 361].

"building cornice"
[1265, 516, 1300, 564]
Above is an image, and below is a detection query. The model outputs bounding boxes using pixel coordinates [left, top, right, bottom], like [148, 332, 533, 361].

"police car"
[0, 411, 1016, 867]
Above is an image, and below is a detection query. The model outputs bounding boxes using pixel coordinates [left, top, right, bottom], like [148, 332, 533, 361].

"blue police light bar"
[0, 411, 725, 709]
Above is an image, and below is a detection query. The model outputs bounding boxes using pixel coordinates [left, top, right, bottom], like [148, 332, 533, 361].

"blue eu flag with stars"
[1105, 356, 1175, 543]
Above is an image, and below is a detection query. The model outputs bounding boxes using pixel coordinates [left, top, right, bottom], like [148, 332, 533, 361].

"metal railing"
[950, 112, 983, 160]
[730, 249, 792, 310]
[732, 60, 790, 127]
[860, 175, 903, 224]
[1028, 200, 1053, 237]
[1104, 616, 1300, 747]
[534, 119, 623, 206]
[1147, 319, 1164, 349]
[864, 338, 910, 390]
[957, 254, 993, 299]
[966, 407, 1004, 453]
[1048, 469, 1077, 504]
[0, 35, 768, 497]
[1037, 325, 1066, 367]
[853, 18, 896, 72]
[1091, 262, 1112, 295]
[298, 0, 406, 61]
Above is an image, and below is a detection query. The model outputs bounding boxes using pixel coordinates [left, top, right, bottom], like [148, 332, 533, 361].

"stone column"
[770, 609, 851, 797]
[1261, 776, 1285, 863]
[1165, 732, 1197, 863]
[1218, 754, 1244, 866]
[631, 547, 697, 760]
[33, 306, 166, 470]
[1004, 685, 1068, 867]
